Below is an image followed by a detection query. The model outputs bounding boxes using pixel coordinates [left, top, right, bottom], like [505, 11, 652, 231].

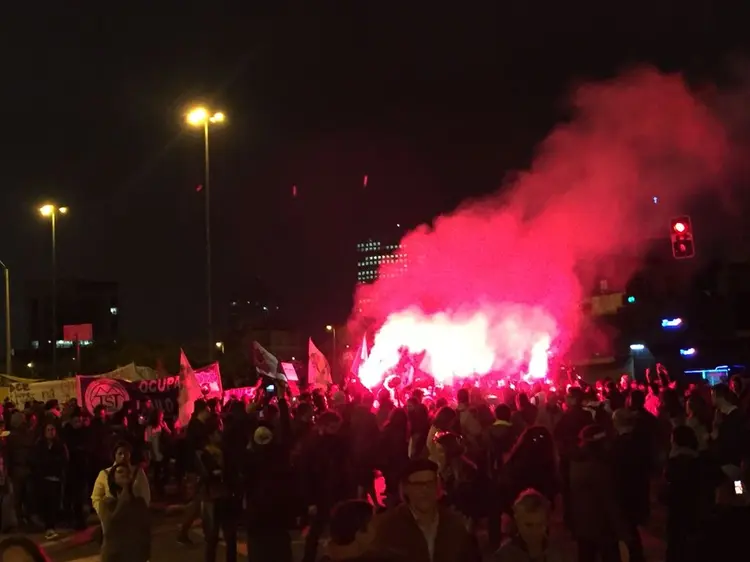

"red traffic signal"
[670, 216, 694, 259]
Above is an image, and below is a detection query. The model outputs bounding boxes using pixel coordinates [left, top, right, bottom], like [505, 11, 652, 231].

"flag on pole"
[253, 341, 280, 379]
[308, 338, 333, 387]
[350, 334, 369, 378]
[178, 349, 202, 428]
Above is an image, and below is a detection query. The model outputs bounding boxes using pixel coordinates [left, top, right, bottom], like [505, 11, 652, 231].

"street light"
[326, 325, 337, 377]
[39, 204, 68, 376]
[215, 341, 225, 354]
[185, 106, 226, 360]
[0, 259, 10, 374]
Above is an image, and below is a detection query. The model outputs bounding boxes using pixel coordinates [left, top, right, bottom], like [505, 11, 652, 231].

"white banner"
[8, 378, 77, 406]
[308, 338, 332, 387]
[99, 363, 140, 381]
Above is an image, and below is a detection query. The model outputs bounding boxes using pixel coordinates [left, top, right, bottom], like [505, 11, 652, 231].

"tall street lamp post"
[0, 259, 10, 375]
[39, 204, 68, 376]
[186, 107, 226, 360]
[326, 324, 337, 378]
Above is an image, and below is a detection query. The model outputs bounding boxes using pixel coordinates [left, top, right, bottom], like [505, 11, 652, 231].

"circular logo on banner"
[84, 379, 130, 415]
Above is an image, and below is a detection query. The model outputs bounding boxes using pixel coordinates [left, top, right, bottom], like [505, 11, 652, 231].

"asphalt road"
[47, 511, 665, 562]
[52, 514, 258, 562]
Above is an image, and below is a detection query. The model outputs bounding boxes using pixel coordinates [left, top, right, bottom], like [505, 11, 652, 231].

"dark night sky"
[0, 3, 748, 346]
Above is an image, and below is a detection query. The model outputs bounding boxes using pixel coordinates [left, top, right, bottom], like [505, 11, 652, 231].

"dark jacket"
[299, 432, 355, 509]
[611, 431, 651, 525]
[553, 407, 593, 462]
[31, 440, 68, 481]
[375, 504, 481, 562]
[100, 495, 150, 562]
[246, 441, 296, 530]
[569, 453, 630, 542]
[196, 447, 229, 501]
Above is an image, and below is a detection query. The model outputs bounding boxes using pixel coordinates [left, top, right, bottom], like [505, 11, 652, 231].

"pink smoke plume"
[352, 67, 729, 389]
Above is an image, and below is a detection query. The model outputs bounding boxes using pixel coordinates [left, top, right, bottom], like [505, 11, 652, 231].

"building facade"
[355, 226, 409, 314]
[27, 279, 119, 351]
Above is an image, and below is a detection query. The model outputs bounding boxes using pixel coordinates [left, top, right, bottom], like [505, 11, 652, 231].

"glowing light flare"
[358, 305, 556, 389]
[186, 107, 226, 127]
[186, 107, 208, 126]
[673, 222, 686, 233]
[39, 204, 67, 217]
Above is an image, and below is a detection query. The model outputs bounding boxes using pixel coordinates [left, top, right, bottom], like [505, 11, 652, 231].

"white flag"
[308, 338, 332, 387]
[178, 349, 202, 428]
[253, 341, 281, 379]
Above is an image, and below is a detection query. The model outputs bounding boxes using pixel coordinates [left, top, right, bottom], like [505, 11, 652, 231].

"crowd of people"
[0, 369, 749, 562]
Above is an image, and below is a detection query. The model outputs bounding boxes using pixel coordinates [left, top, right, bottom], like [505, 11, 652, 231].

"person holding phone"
[694, 463, 750, 561]
[100, 462, 151, 562]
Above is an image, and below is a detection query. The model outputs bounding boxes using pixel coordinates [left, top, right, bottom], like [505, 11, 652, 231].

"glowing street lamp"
[326, 325, 337, 377]
[184, 106, 226, 360]
[39, 204, 68, 375]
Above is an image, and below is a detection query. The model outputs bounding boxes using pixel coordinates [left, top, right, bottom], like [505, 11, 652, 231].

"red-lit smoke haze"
[352, 68, 729, 388]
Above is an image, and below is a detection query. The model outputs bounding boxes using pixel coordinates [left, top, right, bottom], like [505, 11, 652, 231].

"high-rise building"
[355, 227, 409, 313]
[356, 239, 409, 284]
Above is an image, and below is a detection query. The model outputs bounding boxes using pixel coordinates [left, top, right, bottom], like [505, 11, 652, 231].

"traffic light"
[670, 215, 695, 259]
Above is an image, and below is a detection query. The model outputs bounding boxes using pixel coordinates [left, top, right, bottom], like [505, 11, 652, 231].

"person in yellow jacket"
[91, 441, 150, 523]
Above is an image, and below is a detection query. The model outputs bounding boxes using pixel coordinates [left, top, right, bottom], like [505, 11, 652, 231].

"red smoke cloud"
[353, 68, 729, 387]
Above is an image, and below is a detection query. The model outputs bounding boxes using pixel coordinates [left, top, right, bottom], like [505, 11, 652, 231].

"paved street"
[21, 481, 666, 561]
[43, 509, 665, 561]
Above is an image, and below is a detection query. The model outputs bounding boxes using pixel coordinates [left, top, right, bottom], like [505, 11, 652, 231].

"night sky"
[0, 4, 747, 346]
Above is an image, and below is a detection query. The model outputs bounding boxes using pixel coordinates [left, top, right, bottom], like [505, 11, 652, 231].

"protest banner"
[280, 362, 298, 381]
[194, 362, 223, 399]
[223, 386, 256, 403]
[8, 378, 77, 406]
[78, 374, 182, 416]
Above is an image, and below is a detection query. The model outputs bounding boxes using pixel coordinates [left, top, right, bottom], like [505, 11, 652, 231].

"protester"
[30, 423, 67, 541]
[99, 462, 150, 562]
[320, 500, 385, 562]
[177, 399, 211, 545]
[375, 458, 481, 562]
[569, 424, 630, 562]
[197, 418, 238, 562]
[493, 488, 563, 562]
[300, 410, 355, 562]
[611, 408, 649, 562]
[61, 408, 88, 529]
[91, 441, 150, 522]
[2, 358, 741, 562]
[144, 408, 171, 497]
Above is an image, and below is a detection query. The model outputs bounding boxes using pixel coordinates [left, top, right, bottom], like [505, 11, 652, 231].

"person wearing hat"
[569, 424, 630, 562]
[374, 458, 480, 562]
[245, 422, 296, 562]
